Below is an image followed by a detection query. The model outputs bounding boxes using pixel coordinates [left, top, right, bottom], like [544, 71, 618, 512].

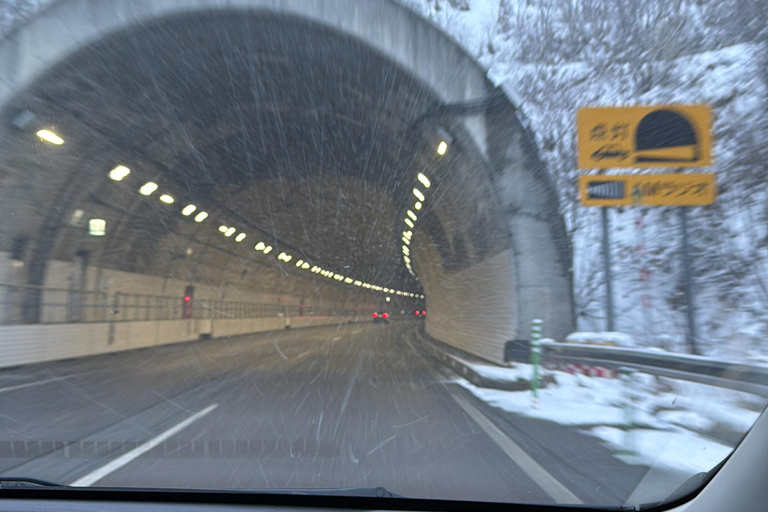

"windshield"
[0, 0, 766, 507]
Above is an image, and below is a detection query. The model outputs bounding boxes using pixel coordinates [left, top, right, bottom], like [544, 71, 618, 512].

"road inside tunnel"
[0, 322, 650, 504]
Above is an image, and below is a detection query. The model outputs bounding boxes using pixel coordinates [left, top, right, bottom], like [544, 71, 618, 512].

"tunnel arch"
[0, 0, 573, 363]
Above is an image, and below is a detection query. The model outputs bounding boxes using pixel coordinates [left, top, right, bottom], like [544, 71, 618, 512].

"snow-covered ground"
[455, 363, 764, 476]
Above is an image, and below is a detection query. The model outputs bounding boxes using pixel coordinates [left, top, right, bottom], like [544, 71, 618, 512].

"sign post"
[577, 104, 714, 354]
[601, 208, 615, 331]
[679, 207, 699, 354]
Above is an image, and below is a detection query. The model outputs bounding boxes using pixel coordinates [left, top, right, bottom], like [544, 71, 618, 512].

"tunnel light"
[235, 233, 246, 242]
[277, 252, 292, 262]
[402, 246, 410, 255]
[417, 173, 431, 188]
[402, 237, 410, 245]
[403, 230, 412, 239]
[139, 182, 158, 196]
[254, 242, 266, 251]
[88, 218, 106, 237]
[109, 165, 130, 181]
[413, 188, 425, 202]
[36, 129, 64, 145]
[219, 225, 228, 233]
[327, 272, 334, 278]
[181, 204, 197, 216]
[414, 201, 422, 210]
[407, 210, 417, 221]
[194, 211, 208, 222]
[296, 259, 304, 267]
[354, 281, 362, 286]
[404, 256, 411, 264]
[225, 227, 236, 237]
[263, 245, 273, 254]
[344, 278, 353, 284]
[302, 262, 310, 270]
[404, 218, 414, 229]
[159, 194, 175, 204]
[386, 297, 391, 303]
[437, 141, 448, 156]
[420, 295, 425, 299]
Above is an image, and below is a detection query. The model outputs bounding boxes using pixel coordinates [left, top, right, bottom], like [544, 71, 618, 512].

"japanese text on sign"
[579, 174, 717, 207]
[577, 105, 712, 169]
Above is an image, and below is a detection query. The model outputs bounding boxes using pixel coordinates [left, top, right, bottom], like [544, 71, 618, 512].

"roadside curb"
[412, 330, 542, 392]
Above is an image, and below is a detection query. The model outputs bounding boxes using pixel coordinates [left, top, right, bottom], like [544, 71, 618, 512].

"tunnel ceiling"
[2, 9, 476, 290]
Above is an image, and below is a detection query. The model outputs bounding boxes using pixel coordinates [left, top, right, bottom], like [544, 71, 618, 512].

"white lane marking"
[449, 392, 583, 504]
[70, 404, 219, 487]
[273, 342, 289, 360]
[0, 371, 99, 395]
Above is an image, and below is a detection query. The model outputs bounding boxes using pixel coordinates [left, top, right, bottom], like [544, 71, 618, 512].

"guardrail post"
[530, 319, 543, 407]
[619, 366, 637, 454]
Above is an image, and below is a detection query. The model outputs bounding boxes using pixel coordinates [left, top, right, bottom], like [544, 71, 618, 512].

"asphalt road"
[0, 322, 649, 505]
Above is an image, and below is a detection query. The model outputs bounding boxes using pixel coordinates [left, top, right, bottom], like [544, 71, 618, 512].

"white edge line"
[70, 404, 219, 487]
[449, 392, 583, 504]
[0, 371, 99, 395]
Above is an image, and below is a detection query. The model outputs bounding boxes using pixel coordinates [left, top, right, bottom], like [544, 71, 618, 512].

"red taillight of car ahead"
[415, 311, 420, 316]
[373, 312, 378, 318]
[382, 313, 388, 319]
[422, 311, 426, 316]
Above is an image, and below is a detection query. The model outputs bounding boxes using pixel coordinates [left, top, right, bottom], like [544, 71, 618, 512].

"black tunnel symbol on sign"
[634, 109, 700, 164]
[587, 181, 625, 200]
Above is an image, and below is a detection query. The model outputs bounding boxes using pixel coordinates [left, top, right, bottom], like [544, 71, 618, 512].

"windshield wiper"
[0, 477, 63, 489]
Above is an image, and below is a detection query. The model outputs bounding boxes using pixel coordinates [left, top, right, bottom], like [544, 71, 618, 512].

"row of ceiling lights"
[36, 129, 425, 299]
[402, 140, 446, 277]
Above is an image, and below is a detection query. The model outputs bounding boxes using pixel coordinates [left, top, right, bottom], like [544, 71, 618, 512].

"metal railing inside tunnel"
[0, 283, 108, 324]
[0, 284, 358, 325]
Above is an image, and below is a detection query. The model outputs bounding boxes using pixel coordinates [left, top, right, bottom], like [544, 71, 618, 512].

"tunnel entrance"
[0, 0, 573, 363]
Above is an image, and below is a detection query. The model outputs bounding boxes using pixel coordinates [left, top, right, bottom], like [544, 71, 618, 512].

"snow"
[589, 427, 733, 475]
[453, 356, 532, 381]
[454, 365, 763, 474]
[565, 331, 636, 347]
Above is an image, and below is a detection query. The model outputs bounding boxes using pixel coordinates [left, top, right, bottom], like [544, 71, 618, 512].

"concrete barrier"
[0, 316, 357, 369]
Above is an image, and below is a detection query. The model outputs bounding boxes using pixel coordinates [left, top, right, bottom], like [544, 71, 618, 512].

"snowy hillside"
[403, 0, 768, 357]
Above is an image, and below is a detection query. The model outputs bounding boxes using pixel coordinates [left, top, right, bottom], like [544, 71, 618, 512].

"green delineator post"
[530, 319, 543, 407]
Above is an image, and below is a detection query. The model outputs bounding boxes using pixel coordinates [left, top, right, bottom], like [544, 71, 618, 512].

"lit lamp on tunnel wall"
[88, 219, 106, 237]
[436, 127, 453, 156]
[182, 285, 195, 319]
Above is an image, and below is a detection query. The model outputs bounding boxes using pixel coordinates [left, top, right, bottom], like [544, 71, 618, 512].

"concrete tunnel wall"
[0, 0, 574, 367]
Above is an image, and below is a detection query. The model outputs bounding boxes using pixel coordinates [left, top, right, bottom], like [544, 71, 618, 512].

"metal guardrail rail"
[540, 340, 768, 397]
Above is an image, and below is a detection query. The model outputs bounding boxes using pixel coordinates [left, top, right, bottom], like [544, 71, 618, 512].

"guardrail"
[0, 283, 108, 324]
[540, 340, 768, 397]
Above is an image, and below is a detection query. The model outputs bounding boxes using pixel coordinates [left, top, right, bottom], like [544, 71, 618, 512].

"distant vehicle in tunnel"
[415, 310, 426, 318]
[372, 312, 390, 323]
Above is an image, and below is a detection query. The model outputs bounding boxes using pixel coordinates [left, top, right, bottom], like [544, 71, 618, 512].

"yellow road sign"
[579, 174, 716, 207]
[577, 105, 712, 169]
